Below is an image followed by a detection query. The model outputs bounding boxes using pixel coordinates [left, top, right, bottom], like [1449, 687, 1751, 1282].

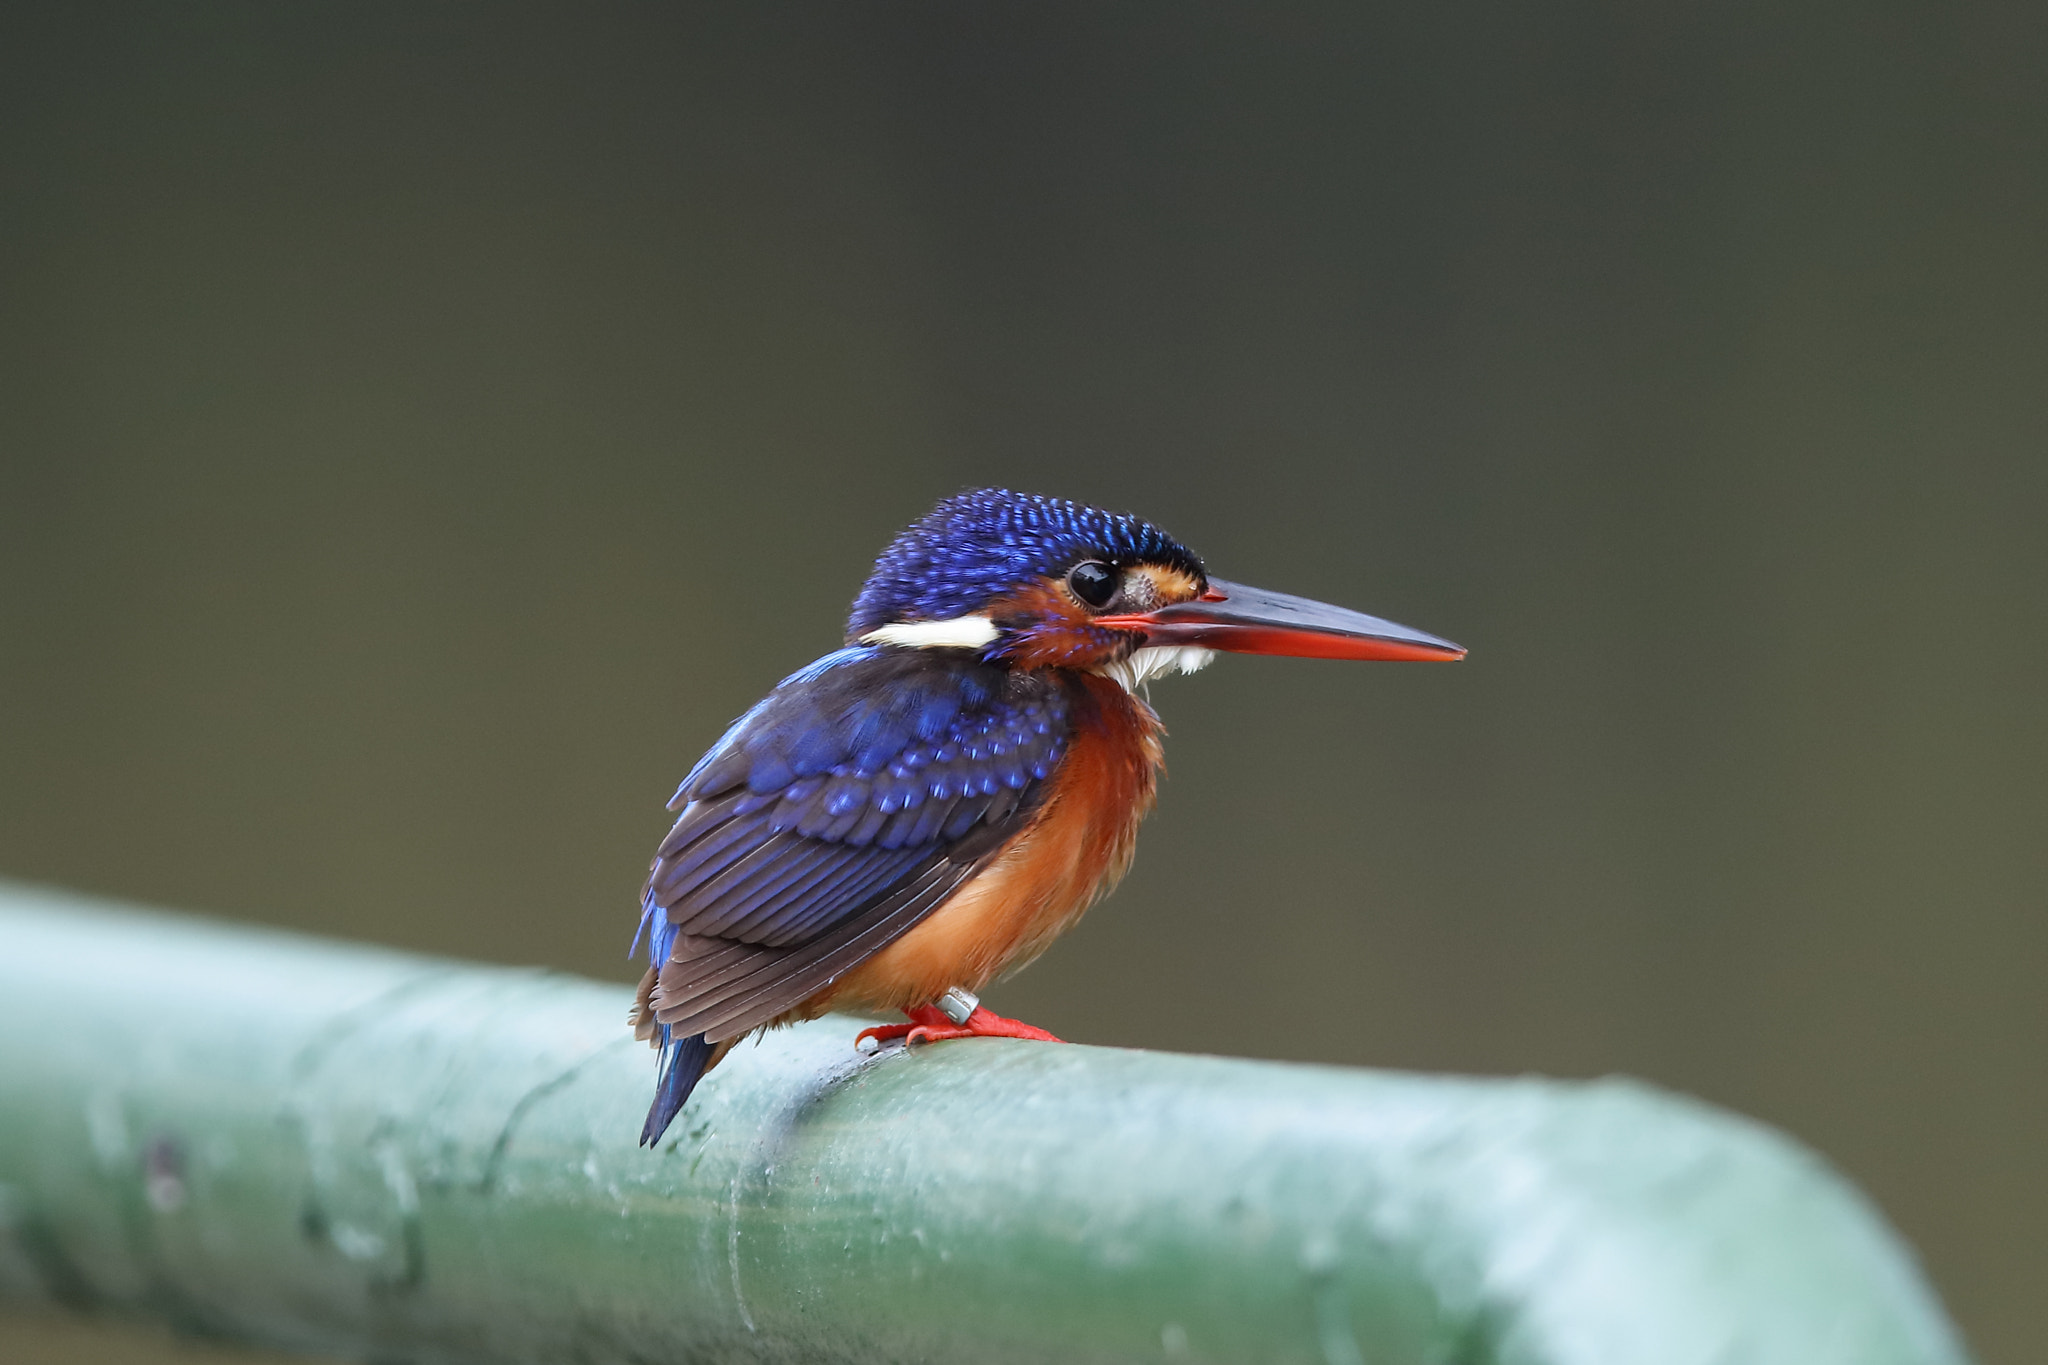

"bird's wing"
[639, 646, 1070, 1041]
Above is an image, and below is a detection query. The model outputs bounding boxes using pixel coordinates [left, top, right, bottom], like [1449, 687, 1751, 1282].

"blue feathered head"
[846, 489, 1207, 667]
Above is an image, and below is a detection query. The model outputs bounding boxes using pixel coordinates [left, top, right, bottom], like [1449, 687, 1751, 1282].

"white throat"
[1097, 644, 1216, 693]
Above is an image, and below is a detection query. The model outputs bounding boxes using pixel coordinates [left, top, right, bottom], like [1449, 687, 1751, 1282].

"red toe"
[854, 1021, 912, 1049]
[855, 1005, 953, 1050]
[905, 1005, 1065, 1046]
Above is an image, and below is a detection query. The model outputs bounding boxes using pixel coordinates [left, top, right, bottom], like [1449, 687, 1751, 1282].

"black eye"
[1067, 560, 1118, 609]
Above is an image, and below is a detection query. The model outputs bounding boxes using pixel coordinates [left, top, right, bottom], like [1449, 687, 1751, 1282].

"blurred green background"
[2, 4, 2042, 1363]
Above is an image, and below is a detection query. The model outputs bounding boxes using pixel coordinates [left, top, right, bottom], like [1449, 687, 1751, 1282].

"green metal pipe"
[0, 880, 1968, 1364]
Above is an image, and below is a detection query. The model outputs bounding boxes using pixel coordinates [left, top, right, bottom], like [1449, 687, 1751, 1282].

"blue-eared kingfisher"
[630, 488, 1464, 1145]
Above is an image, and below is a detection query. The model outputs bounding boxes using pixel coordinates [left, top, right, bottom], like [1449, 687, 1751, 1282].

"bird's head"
[846, 489, 1463, 683]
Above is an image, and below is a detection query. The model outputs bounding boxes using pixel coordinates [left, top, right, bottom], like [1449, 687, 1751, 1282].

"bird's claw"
[854, 1004, 949, 1051]
[854, 1022, 916, 1052]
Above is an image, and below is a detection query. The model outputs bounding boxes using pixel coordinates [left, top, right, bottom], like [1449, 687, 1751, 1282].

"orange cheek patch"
[987, 578, 1128, 670]
[985, 578, 1079, 627]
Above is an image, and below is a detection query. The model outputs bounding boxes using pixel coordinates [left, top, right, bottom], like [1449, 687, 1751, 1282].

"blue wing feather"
[636, 647, 1071, 1048]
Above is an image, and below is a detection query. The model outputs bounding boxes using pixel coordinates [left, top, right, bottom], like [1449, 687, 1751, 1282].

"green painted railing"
[0, 881, 1968, 1364]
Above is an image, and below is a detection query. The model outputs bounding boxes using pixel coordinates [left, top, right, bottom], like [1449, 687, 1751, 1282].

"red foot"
[855, 1003, 1065, 1052]
[854, 1005, 950, 1050]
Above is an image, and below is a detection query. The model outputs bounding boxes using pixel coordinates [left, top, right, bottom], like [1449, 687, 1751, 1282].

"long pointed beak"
[1096, 577, 1466, 662]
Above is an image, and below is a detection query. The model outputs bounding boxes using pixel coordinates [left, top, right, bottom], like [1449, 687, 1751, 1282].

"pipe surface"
[0, 881, 1969, 1364]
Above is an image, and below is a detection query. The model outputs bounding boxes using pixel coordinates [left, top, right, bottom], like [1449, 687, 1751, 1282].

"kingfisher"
[630, 488, 1463, 1145]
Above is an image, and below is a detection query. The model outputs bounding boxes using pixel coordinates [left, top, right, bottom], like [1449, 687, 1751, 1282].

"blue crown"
[846, 489, 1203, 637]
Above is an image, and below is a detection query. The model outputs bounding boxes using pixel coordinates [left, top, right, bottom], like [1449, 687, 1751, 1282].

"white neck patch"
[861, 614, 1001, 650]
[1097, 645, 1216, 693]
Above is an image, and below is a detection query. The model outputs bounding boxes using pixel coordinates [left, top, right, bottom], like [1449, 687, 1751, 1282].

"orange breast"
[823, 672, 1164, 1013]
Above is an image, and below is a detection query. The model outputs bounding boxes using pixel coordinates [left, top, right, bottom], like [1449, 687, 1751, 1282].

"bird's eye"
[1067, 560, 1119, 609]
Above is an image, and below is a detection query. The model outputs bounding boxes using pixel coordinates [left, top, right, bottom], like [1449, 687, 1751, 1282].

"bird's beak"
[1095, 577, 1466, 662]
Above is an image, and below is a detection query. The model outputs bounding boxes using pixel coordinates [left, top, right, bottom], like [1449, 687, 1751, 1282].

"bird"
[628, 488, 1463, 1145]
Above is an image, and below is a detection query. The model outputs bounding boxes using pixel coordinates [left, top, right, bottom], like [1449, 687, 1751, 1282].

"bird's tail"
[641, 1030, 715, 1147]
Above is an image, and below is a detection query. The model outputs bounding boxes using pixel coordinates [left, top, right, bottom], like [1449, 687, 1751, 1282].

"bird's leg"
[853, 986, 1065, 1052]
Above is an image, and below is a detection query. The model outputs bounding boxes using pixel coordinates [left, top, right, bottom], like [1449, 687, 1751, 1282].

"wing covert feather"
[639, 648, 1071, 1039]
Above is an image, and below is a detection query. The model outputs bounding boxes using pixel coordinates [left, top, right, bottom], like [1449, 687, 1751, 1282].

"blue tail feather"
[641, 1031, 714, 1147]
